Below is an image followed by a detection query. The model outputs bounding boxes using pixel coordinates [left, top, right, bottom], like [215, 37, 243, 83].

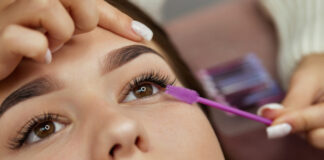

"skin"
[0, 27, 224, 160]
[257, 0, 324, 148]
[260, 54, 324, 149]
[2, 0, 322, 157]
[0, 0, 141, 80]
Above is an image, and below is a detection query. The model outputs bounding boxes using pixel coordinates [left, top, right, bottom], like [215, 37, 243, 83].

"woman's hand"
[258, 54, 324, 149]
[0, 0, 152, 80]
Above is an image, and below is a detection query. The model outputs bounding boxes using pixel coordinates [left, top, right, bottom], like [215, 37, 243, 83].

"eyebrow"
[104, 44, 160, 73]
[0, 45, 161, 118]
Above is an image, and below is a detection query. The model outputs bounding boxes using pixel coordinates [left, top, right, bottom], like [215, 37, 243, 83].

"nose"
[74, 91, 151, 159]
[93, 114, 150, 160]
[108, 116, 149, 157]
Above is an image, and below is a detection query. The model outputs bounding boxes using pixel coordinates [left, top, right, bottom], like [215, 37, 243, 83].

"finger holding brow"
[0, 24, 50, 80]
[0, 0, 74, 51]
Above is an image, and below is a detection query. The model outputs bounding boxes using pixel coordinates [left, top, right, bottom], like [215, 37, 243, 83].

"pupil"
[34, 121, 55, 138]
[134, 84, 153, 98]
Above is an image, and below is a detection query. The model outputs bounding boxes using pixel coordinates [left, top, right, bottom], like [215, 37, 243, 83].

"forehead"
[0, 27, 162, 100]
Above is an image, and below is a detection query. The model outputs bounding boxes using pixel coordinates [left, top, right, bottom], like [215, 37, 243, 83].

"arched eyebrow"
[0, 45, 162, 119]
[0, 77, 58, 117]
[103, 44, 161, 73]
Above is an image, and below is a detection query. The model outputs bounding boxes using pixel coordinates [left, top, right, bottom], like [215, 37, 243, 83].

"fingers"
[1, 0, 74, 50]
[0, 0, 154, 81]
[0, 0, 153, 50]
[258, 62, 320, 119]
[0, 24, 50, 80]
[307, 128, 324, 149]
[97, 0, 153, 41]
[266, 103, 324, 139]
[0, 0, 15, 10]
[259, 55, 324, 142]
[282, 68, 319, 109]
[60, 0, 98, 33]
[275, 104, 324, 132]
[257, 103, 284, 119]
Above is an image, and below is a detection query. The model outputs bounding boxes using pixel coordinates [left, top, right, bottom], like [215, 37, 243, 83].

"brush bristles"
[165, 85, 199, 104]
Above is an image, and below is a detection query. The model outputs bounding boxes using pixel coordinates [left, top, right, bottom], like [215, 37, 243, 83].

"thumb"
[282, 68, 319, 109]
[266, 103, 324, 139]
[257, 70, 318, 119]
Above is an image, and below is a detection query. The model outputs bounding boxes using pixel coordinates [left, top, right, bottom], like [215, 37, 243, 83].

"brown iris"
[33, 121, 55, 138]
[133, 84, 154, 98]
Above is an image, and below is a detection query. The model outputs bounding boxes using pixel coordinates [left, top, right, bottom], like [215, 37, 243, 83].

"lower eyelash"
[8, 72, 175, 149]
[8, 113, 61, 150]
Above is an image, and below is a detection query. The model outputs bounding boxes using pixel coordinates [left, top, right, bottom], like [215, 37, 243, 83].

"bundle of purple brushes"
[197, 54, 284, 110]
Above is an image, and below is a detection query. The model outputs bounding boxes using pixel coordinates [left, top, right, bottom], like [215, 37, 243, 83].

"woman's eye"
[123, 83, 160, 102]
[26, 121, 65, 144]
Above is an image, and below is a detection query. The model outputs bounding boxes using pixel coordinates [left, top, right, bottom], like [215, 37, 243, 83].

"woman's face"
[0, 27, 223, 159]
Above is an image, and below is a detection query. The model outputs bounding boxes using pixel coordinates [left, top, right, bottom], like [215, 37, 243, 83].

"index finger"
[266, 103, 324, 139]
[274, 104, 324, 132]
[97, 0, 153, 41]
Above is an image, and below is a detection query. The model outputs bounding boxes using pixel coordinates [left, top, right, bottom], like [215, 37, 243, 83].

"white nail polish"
[267, 123, 292, 139]
[45, 49, 52, 64]
[257, 103, 284, 116]
[131, 20, 153, 41]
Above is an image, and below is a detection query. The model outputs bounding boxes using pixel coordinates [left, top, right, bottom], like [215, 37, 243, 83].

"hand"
[0, 0, 152, 80]
[258, 54, 324, 149]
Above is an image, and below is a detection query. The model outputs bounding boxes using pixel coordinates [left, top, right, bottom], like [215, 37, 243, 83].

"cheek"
[136, 102, 222, 158]
[13, 134, 86, 160]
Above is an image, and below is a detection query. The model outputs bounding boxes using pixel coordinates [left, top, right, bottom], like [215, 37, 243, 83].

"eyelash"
[121, 70, 176, 100]
[8, 113, 63, 150]
[8, 71, 176, 150]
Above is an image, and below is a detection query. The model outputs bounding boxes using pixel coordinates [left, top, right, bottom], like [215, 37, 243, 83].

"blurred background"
[164, 0, 218, 22]
[130, 0, 324, 159]
[131, 0, 222, 23]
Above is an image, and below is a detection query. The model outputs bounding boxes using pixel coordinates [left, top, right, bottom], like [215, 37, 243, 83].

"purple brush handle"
[197, 97, 272, 125]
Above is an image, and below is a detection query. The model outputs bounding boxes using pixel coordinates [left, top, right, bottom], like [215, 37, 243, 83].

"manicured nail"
[266, 123, 292, 139]
[131, 20, 153, 41]
[52, 43, 64, 53]
[45, 49, 52, 64]
[257, 103, 284, 116]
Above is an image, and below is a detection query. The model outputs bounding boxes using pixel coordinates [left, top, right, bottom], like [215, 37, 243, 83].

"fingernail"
[52, 43, 64, 53]
[257, 103, 284, 116]
[131, 20, 153, 41]
[266, 123, 292, 139]
[45, 49, 52, 64]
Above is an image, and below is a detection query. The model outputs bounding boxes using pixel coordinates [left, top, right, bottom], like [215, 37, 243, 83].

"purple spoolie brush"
[165, 85, 272, 126]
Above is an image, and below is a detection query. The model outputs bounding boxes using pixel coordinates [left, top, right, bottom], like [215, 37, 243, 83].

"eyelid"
[122, 82, 162, 103]
[118, 70, 176, 103]
[9, 113, 70, 150]
[18, 113, 70, 134]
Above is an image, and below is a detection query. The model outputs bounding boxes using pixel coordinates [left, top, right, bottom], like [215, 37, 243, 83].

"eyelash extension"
[122, 70, 176, 98]
[8, 113, 61, 150]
